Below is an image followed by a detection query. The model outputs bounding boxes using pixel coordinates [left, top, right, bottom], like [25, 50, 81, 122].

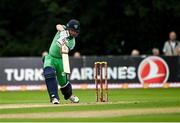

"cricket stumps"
[94, 61, 108, 102]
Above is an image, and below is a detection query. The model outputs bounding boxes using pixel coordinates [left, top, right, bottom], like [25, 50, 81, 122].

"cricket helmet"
[66, 19, 80, 32]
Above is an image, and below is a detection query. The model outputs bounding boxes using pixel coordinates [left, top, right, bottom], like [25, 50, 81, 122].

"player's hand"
[56, 24, 65, 31]
[57, 30, 69, 45]
[60, 44, 69, 54]
[59, 38, 67, 45]
[60, 30, 69, 38]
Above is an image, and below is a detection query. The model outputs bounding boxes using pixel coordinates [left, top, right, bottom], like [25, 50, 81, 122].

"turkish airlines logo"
[138, 56, 169, 84]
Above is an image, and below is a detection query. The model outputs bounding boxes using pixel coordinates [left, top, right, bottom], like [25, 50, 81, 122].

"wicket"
[94, 61, 108, 102]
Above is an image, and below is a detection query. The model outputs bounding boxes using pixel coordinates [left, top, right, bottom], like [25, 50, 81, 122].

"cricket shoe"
[51, 98, 60, 104]
[69, 95, 79, 103]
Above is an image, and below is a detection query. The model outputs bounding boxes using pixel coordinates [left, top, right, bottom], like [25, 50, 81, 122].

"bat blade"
[62, 53, 70, 73]
[62, 45, 70, 74]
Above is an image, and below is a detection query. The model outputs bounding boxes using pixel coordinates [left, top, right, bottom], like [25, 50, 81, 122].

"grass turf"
[0, 88, 180, 122]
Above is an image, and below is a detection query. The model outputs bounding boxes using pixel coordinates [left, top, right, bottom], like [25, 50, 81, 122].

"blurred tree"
[1, 0, 180, 56]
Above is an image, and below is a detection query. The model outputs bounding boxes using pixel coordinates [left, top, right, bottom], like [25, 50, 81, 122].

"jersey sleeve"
[66, 38, 75, 51]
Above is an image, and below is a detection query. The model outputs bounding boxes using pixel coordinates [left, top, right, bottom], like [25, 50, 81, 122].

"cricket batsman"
[43, 19, 80, 104]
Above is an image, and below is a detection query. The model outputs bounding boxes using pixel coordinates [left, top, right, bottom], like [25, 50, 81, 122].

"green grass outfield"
[0, 88, 180, 122]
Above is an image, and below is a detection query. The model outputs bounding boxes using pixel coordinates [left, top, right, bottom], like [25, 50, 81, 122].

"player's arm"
[56, 30, 70, 54]
[66, 39, 75, 51]
[56, 31, 69, 46]
[56, 24, 76, 53]
[56, 24, 68, 47]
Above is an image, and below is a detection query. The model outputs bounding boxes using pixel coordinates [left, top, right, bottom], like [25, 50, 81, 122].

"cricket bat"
[61, 44, 70, 74]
